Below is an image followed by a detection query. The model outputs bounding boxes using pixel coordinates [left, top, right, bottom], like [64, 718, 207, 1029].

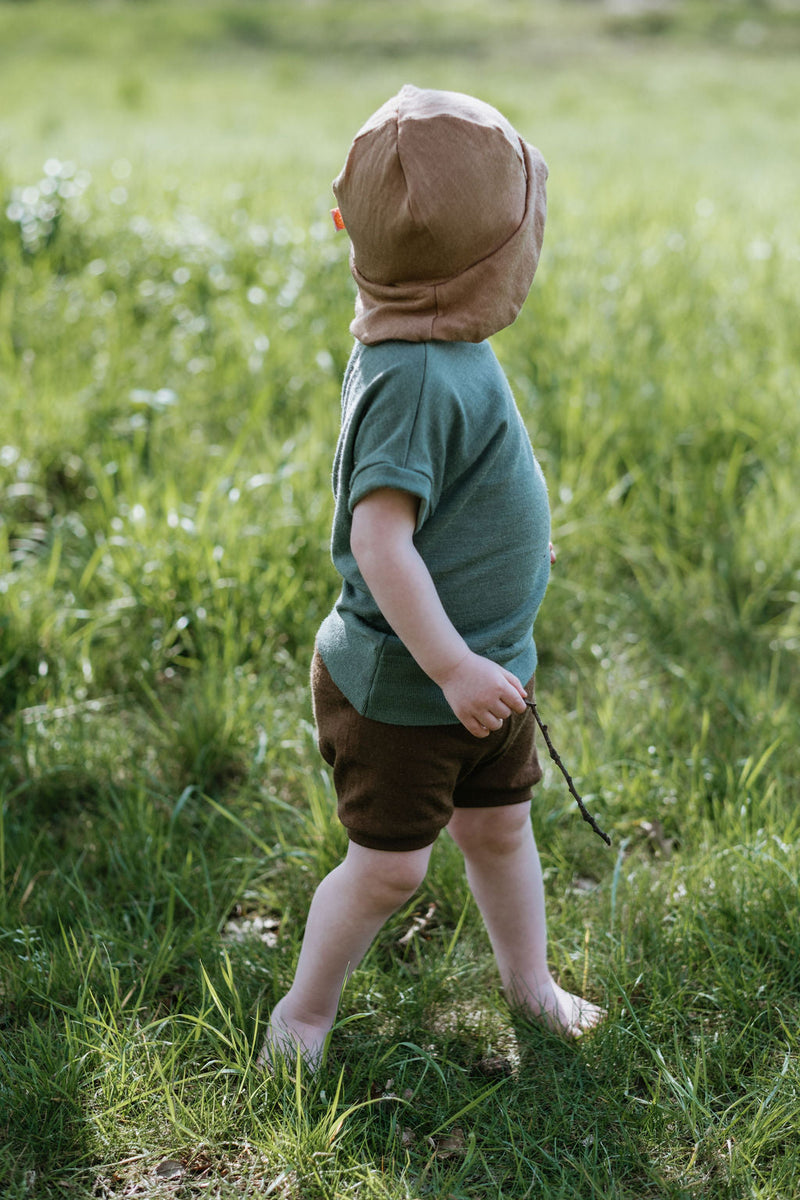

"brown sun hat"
[332, 84, 548, 344]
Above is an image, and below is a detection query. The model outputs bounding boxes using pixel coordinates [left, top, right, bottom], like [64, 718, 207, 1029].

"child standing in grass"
[264, 84, 603, 1067]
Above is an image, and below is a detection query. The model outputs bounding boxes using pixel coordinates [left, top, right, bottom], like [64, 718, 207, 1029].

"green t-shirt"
[317, 339, 551, 724]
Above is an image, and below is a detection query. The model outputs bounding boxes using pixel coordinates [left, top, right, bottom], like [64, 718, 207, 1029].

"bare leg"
[447, 802, 605, 1037]
[262, 840, 433, 1068]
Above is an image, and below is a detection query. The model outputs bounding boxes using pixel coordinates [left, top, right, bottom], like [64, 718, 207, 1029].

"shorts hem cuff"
[345, 829, 439, 853]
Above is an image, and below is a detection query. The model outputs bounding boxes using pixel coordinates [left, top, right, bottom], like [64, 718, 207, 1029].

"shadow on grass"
[512, 1022, 661, 1198]
[0, 1013, 94, 1191]
[280, 1012, 691, 1200]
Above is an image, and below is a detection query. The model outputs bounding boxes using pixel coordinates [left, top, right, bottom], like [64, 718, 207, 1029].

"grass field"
[2, 2, 799, 1196]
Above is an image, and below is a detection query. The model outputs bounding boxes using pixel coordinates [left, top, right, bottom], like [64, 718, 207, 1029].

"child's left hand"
[549, 542, 556, 566]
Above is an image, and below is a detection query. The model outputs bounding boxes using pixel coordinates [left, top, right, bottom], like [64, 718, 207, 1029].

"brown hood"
[332, 84, 548, 344]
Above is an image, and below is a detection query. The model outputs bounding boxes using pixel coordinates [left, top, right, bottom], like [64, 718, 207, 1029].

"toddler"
[264, 84, 604, 1067]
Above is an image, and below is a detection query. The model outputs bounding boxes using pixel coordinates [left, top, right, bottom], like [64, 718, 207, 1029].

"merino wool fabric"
[316, 339, 551, 725]
[332, 84, 548, 344]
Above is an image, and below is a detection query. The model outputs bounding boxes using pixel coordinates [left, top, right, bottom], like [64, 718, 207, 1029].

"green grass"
[2, 1, 800, 1196]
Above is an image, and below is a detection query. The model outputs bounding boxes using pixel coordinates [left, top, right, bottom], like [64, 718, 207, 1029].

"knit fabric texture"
[316, 339, 551, 724]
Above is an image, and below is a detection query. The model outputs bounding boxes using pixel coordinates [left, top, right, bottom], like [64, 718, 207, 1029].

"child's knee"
[344, 842, 430, 907]
[448, 803, 532, 859]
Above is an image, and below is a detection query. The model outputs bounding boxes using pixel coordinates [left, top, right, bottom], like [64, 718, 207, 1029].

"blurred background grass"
[3, 0, 800, 206]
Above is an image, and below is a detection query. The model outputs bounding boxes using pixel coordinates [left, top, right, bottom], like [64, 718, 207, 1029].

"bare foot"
[257, 997, 329, 1072]
[509, 976, 606, 1038]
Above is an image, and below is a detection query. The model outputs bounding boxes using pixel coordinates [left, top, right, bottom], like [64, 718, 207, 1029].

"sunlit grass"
[2, 1, 799, 1197]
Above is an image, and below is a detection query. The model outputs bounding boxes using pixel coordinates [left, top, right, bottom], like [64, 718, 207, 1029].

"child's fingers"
[445, 657, 527, 732]
[462, 713, 492, 738]
[500, 669, 527, 709]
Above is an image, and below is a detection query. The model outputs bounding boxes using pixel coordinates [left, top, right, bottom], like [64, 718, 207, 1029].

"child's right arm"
[350, 487, 527, 738]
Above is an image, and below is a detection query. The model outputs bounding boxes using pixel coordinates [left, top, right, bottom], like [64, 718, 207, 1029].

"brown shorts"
[311, 650, 543, 852]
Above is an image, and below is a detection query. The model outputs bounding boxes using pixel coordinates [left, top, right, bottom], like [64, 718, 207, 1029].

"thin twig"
[525, 700, 612, 846]
[397, 902, 437, 948]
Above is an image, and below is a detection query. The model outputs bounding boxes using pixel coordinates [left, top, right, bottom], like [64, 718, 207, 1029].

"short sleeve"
[346, 346, 448, 532]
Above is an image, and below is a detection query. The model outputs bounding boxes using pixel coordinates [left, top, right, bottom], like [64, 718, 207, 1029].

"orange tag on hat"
[330, 207, 345, 231]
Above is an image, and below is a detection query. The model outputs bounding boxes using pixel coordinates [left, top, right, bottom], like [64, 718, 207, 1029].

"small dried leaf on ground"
[430, 1126, 466, 1157]
[476, 1054, 514, 1077]
[154, 1159, 184, 1180]
[101, 1149, 299, 1197]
